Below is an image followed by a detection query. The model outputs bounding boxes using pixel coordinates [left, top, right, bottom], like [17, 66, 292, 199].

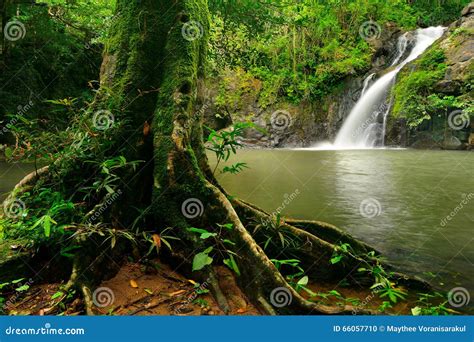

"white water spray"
[331, 26, 445, 149]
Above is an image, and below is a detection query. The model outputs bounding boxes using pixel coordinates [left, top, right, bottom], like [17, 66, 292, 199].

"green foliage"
[253, 213, 299, 250]
[0, 1, 112, 144]
[188, 223, 240, 275]
[206, 122, 258, 174]
[392, 47, 448, 127]
[330, 242, 352, 265]
[192, 247, 214, 272]
[411, 292, 456, 315]
[208, 0, 468, 105]
[373, 282, 407, 303]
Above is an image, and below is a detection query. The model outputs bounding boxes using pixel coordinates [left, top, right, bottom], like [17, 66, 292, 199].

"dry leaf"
[130, 279, 139, 288]
[236, 308, 246, 314]
[169, 290, 186, 297]
[152, 234, 161, 248]
[143, 121, 151, 136]
[144, 288, 153, 295]
[188, 279, 197, 285]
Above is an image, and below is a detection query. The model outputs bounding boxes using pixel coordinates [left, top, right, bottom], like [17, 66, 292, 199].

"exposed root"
[81, 285, 95, 316]
[12, 165, 49, 192]
[2, 166, 49, 208]
[205, 181, 378, 315]
[206, 268, 230, 314]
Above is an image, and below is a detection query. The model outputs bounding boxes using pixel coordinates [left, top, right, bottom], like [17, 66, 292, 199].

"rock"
[461, 2, 474, 17]
[443, 136, 463, 150]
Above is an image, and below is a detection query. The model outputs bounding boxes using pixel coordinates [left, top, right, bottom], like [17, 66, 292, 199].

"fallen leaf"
[188, 279, 197, 285]
[144, 288, 153, 295]
[236, 308, 246, 314]
[143, 121, 151, 136]
[130, 279, 139, 288]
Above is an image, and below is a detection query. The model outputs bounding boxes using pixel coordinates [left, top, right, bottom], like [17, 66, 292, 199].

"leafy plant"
[253, 213, 299, 250]
[206, 122, 259, 175]
[188, 223, 240, 275]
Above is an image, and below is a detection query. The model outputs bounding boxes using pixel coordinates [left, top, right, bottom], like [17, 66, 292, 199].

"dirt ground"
[4, 258, 417, 316]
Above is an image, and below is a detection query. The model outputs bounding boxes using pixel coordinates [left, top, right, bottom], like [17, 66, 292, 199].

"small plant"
[378, 301, 393, 313]
[330, 243, 352, 264]
[206, 122, 261, 175]
[187, 223, 240, 276]
[373, 282, 407, 304]
[411, 292, 456, 315]
[253, 213, 299, 250]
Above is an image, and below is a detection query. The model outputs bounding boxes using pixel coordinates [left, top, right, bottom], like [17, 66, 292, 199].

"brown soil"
[5, 258, 417, 315]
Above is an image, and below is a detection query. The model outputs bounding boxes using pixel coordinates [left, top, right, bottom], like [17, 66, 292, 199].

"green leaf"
[192, 252, 214, 272]
[411, 306, 422, 316]
[51, 291, 63, 300]
[330, 255, 343, 264]
[11, 278, 25, 284]
[105, 185, 115, 194]
[222, 239, 236, 246]
[223, 254, 240, 276]
[200, 232, 217, 239]
[15, 285, 30, 292]
[187, 227, 216, 239]
[217, 223, 234, 230]
[297, 276, 309, 286]
[4, 147, 13, 159]
[203, 246, 213, 254]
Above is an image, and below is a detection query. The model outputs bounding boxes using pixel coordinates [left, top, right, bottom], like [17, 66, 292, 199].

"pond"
[212, 149, 474, 312]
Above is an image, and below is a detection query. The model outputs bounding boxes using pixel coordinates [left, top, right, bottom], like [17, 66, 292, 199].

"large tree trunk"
[1, 0, 430, 315]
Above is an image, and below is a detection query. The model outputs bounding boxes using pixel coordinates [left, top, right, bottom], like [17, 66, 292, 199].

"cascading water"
[332, 26, 445, 149]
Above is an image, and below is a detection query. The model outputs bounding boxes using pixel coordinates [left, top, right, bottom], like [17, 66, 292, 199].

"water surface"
[213, 149, 474, 311]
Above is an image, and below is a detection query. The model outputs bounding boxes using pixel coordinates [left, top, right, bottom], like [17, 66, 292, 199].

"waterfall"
[361, 73, 376, 96]
[332, 26, 445, 149]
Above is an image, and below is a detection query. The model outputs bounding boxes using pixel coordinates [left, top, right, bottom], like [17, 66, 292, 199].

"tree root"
[204, 181, 378, 315]
[205, 268, 231, 314]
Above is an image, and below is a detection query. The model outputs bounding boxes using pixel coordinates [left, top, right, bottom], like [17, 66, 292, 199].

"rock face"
[388, 2, 473, 149]
[201, 23, 407, 147]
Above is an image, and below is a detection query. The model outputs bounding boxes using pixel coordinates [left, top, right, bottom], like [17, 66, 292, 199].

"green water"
[213, 149, 474, 311]
[0, 162, 37, 200]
